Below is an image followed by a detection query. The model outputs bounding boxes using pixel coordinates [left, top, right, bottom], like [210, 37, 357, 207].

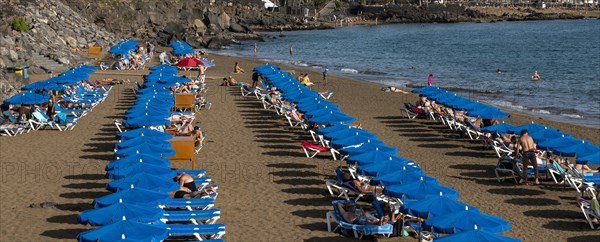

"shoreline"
[213, 49, 600, 131]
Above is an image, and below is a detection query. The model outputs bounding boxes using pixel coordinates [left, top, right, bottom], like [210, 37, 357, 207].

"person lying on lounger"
[221, 76, 249, 87]
[381, 86, 408, 93]
[337, 202, 379, 225]
[178, 123, 200, 136]
[342, 171, 383, 194]
[169, 186, 217, 198]
[173, 173, 198, 192]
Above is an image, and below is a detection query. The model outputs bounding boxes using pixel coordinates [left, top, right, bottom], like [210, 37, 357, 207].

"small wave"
[340, 68, 359, 74]
[294, 62, 309, 67]
[490, 100, 525, 110]
[560, 113, 583, 119]
[532, 109, 551, 114]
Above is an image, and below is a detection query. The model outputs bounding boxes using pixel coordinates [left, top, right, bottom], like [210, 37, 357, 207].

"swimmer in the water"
[532, 71, 540, 81]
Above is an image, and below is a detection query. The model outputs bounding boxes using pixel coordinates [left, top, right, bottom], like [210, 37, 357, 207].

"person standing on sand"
[323, 68, 328, 85]
[514, 129, 539, 185]
[427, 74, 433, 86]
[253, 43, 257, 57]
[197, 64, 205, 84]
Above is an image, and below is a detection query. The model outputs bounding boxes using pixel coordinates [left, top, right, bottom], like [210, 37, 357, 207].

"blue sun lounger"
[326, 200, 392, 239]
[159, 197, 216, 210]
[166, 223, 226, 240]
[55, 103, 89, 117]
[161, 208, 221, 224]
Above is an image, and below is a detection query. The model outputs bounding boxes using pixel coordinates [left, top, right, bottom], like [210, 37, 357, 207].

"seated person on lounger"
[264, 89, 281, 105]
[337, 202, 379, 225]
[454, 110, 479, 124]
[416, 96, 430, 108]
[173, 173, 198, 192]
[234, 62, 245, 73]
[342, 171, 383, 194]
[576, 164, 597, 174]
[190, 126, 203, 148]
[378, 202, 424, 226]
[178, 123, 201, 136]
[169, 186, 217, 198]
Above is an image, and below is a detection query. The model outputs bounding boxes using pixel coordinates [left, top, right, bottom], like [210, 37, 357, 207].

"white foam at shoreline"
[340, 68, 358, 74]
[489, 100, 525, 110]
[532, 109, 551, 114]
[560, 113, 583, 119]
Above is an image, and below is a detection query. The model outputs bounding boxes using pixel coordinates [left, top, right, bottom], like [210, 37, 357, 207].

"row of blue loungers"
[76, 64, 224, 242]
[248, 64, 520, 241]
[2, 65, 110, 136]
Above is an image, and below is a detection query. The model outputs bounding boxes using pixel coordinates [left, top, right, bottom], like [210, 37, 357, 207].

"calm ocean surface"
[219, 19, 600, 128]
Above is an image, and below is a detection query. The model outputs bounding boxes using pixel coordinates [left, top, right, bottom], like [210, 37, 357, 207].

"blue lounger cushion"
[162, 209, 220, 222]
[162, 198, 215, 208]
[166, 223, 225, 236]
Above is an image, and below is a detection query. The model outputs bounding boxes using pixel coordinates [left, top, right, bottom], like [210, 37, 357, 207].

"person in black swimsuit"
[169, 186, 217, 198]
[173, 173, 197, 192]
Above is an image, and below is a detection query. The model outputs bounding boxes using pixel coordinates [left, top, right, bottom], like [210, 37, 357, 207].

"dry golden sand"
[0, 53, 599, 242]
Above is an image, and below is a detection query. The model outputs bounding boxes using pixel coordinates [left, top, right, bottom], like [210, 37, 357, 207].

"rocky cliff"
[0, 0, 120, 101]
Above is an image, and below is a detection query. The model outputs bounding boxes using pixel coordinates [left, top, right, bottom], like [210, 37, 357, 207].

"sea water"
[220, 19, 600, 128]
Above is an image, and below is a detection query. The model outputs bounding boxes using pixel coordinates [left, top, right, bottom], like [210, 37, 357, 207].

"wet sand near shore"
[0, 53, 598, 242]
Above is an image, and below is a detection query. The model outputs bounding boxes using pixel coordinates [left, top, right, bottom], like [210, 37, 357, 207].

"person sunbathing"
[342, 171, 383, 194]
[379, 202, 424, 226]
[234, 62, 245, 73]
[0, 117, 20, 129]
[164, 123, 178, 136]
[221, 76, 248, 87]
[576, 164, 596, 174]
[190, 126, 204, 148]
[454, 111, 477, 123]
[169, 186, 217, 198]
[178, 123, 197, 136]
[337, 202, 379, 225]
[173, 173, 198, 192]
[300, 73, 314, 86]
[382, 86, 409, 93]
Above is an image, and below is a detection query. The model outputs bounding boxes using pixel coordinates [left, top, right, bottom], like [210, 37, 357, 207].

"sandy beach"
[0, 53, 599, 242]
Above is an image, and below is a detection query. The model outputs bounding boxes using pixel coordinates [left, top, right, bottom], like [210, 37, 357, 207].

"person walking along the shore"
[323, 68, 328, 85]
[427, 74, 433, 86]
[515, 129, 539, 185]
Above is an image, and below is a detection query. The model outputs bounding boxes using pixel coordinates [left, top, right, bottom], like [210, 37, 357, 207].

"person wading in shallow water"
[532, 71, 540, 81]
[427, 74, 433, 86]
